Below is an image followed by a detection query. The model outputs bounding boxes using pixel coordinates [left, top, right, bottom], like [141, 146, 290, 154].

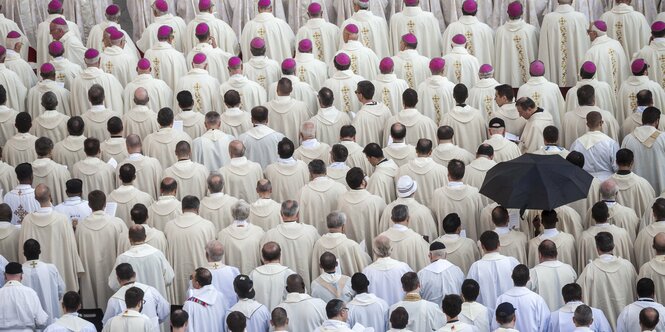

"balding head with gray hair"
[373, 235, 392, 258]
[207, 172, 224, 193]
[300, 121, 316, 140]
[232, 199, 250, 221]
[326, 211, 346, 230]
[281, 200, 299, 221]
[205, 240, 225, 262]
[133, 87, 149, 106]
[599, 178, 618, 200]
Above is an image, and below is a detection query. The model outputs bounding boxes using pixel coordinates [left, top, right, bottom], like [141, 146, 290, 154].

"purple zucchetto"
[49, 41, 64, 55]
[479, 64, 493, 74]
[137, 58, 151, 70]
[40, 63, 55, 74]
[581, 61, 596, 74]
[48, 0, 62, 11]
[258, 0, 271, 8]
[228, 56, 242, 68]
[379, 57, 394, 73]
[529, 60, 545, 76]
[84, 48, 99, 59]
[106, 4, 120, 16]
[345, 24, 359, 34]
[250, 37, 265, 49]
[152, 0, 169, 12]
[282, 58, 296, 71]
[652, 21, 665, 33]
[193, 53, 207, 65]
[593, 20, 607, 32]
[6, 31, 21, 40]
[402, 33, 417, 44]
[507, 1, 523, 17]
[157, 25, 173, 39]
[51, 17, 67, 26]
[109, 29, 124, 41]
[199, 0, 213, 10]
[298, 39, 313, 52]
[429, 57, 445, 71]
[308, 2, 322, 14]
[334, 53, 351, 66]
[452, 34, 466, 45]
[196, 23, 209, 35]
[404, 0, 418, 5]
[631, 58, 648, 74]
[462, 0, 477, 12]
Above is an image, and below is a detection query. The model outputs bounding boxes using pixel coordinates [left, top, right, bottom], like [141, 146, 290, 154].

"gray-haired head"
[205, 240, 225, 262]
[326, 211, 346, 230]
[207, 172, 224, 193]
[231, 199, 250, 221]
[573, 304, 593, 327]
[373, 235, 392, 258]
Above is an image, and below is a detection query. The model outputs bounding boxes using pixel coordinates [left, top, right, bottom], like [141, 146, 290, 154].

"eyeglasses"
[341, 307, 349, 312]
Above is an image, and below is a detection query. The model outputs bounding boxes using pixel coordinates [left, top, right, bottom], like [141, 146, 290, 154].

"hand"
[210, 36, 217, 48]
[532, 215, 541, 236]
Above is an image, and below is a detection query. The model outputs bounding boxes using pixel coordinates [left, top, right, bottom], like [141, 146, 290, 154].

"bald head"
[125, 134, 142, 152]
[599, 179, 618, 200]
[34, 184, 51, 206]
[205, 240, 225, 262]
[228, 140, 245, 158]
[286, 274, 305, 293]
[261, 241, 281, 262]
[160, 177, 177, 195]
[128, 225, 147, 243]
[373, 235, 392, 258]
[207, 172, 224, 194]
[133, 87, 149, 106]
[654, 233, 665, 255]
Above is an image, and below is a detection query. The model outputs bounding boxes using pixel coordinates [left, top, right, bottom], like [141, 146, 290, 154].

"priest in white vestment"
[547, 283, 612, 331]
[27, 64, 71, 119]
[143, 26, 188, 91]
[468, 65, 501, 120]
[340, 0, 390, 58]
[0, 48, 26, 114]
[388, 0, 442, 58]
[566, 61, 618, 118]
[494, 2, 539, 87]
[440, 84, 487, 153]
[417, 241, 465, 306]
[264, 138, 308, 203]
[76, 191, 129, 310]
[417, 58, 456, 125]
[240, 0, 294, 63]
[3, 114, 39, 167]
[492, 84, 527, 138]
[135, 0, 186, 53]
[147, 179, 181, 231]
[174, 53, 221, 114]
[431, 126, 475, 166]
[99, 29, 137, 87]
[483, 118, 521, 162]
[18, 185, 84, 290]
[182, 268, 228, 332]
[433, 214, 481, 274]
[31, 93, 69, 143]
[570, 112, 620, 180]
[600, 0, 650, 60]
[517, 60, 565, 127]
[192, 111, 234, 172]
[260, 200, 321, 288]
[324, 54, 365, 116]
[635, 22, 665, 91]
[362, 235, 413, 306]
[4, 32, 36, 90]
[526, 210, 577, 269]
[108, 225, 174, 299]
[457, 279, 491, 331]
[516, 97, 555, 153]
[577, 231, 638, 330]
[538, 0, 590, 87]
[164, 196, 216, 304]
[312, 211, 371, 278]
[52, 179, 92, 228]
[372, 57, 408, 115]
[634, 199, 665, 269]
[31, 138, 71, 205]
[346, 273, 389, 332]
[294, 39, 329, 92]
[44, 291, 96, 331]
[276, 274, 327, 331]
[491, 264, 550, 332]
[528, 239, 577, 311]
[265, 78, 311, 143]
[298, 159, 347, 232]
[362, 143, 398, 204]
[618, 59, 665, 123]
[442, 34, 480, 88]
[296, 3, 340, 62]
[391, 34, 430, 92]
[309, 88, 352, 145]
[47, 41, 82, 91]
[122, 89, 158, 140]
[443, 0, 495, 67]
[310, 254, 357, 303]
[388, 272, 446, 331]
[379, 204, 430, 272]
[249, 242, 295, 310]
[563, 86, 620, 148]
[115, 135, 163, 200]
[108, 169, 155, 228]
[584, 20, 630, 95]
[220, 56, 268, 112]
[0, 262, 49, 330]
[183, 0, 237, 55]
[238, 107, 285, 169]
[226, 275, 271, 332]
[86, 5, 139, 59]
[186, 23, 233, 85]
[217, 201, 265, 275]
[35, 2, 79, 66]
[21, 239, 65, 326]
[621, 107, 665, 194]
[467, 231, 520, 309]
[0, 13, 30, 61]
[142, 108, 193, 168]
[616, 277, 665, 332]
[124, 61, 173, 129]
[70, 49, 123, 117]
[378, 175, 437, 243]
[217, 143, 262, 204]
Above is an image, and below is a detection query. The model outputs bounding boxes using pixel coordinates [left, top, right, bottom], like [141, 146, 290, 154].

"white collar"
[448, 181, 464, 187]
[540, 228, 559, 238]
[233, 219, 249, 227]
[90, 105, 106, 112]
[392, 223, 408, 231]
[278, 157, 296, 165]
[494, 226, 510, 235]
[302, 139, 319, 148]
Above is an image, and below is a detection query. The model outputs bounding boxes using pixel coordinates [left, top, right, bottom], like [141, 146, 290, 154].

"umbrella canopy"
[479, 153, 594, 211]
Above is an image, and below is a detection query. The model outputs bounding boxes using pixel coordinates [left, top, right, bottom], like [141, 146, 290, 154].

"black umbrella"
[479, 153, 594, 211]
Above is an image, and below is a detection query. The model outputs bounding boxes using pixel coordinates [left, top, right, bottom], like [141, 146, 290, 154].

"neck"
[282, 218, 297, 223]
[257, 193, 271, 199]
